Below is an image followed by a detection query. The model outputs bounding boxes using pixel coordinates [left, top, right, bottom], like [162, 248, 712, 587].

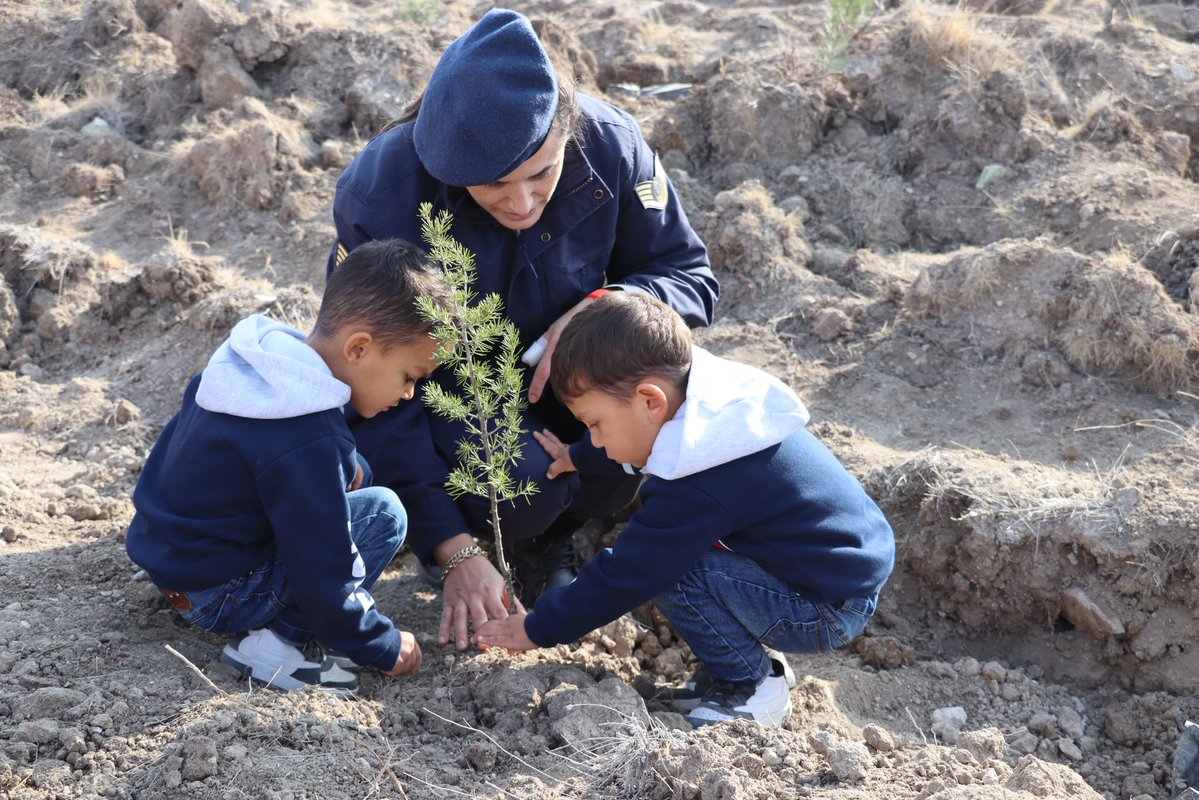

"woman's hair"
[551, 292, 693, 401]
[316, 239, 452, 350]
[383, 32, 581, 146]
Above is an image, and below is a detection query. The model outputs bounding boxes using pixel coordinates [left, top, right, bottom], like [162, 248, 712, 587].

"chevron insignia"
[335, 241, 349, 267]
[635, 153, 668, 211]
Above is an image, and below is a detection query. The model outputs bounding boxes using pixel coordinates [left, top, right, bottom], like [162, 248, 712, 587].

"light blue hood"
[195, 314, 350, 419]
[643, 346, 810, 480]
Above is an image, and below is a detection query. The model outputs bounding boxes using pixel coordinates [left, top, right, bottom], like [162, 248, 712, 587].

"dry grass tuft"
[1062, 251, 1199, 394]
[904, 2, 1013, 82]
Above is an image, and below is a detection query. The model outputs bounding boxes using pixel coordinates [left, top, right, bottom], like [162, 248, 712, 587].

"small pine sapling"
[819, 0, 878, 70]
[416, 202, 538, 607]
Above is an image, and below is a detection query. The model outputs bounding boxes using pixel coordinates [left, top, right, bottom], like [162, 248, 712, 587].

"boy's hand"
[476, 613, 537, 653]
[533, 429, 576, 479]
[382, 631, 422, 676]
[347, 461, 365, 492]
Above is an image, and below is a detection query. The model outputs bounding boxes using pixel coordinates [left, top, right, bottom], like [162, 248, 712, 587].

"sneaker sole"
[686, 695, 793, 728]
[220, 648, 358, 696]
[669, 653, 798, 712]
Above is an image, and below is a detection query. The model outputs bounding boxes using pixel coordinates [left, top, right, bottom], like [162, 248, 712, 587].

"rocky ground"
[4, 0, 1199, 798]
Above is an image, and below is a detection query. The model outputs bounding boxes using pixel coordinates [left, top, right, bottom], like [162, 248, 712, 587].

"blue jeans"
[654, 549, 878, 684]
[174, 486, 405, 645]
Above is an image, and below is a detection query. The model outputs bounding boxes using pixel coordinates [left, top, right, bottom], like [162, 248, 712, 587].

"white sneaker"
[221, 629, 359, 695]
[668, 649, 797, 711]
[684, 665, 793, 727]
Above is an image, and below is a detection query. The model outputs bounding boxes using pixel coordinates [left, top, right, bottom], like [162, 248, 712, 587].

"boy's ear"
[342, 331, 375, 364]
[634, 382, 671, 423]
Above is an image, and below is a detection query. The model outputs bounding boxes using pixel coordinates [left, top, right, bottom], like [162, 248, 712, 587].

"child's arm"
[476, 612, 536, 652]
[381, 631, 423, 676]
[533, 429, 576, 479]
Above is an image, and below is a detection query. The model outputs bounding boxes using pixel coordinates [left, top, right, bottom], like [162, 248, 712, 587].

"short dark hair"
[551, 292, 692, 401]
[315, 239, 450, 349]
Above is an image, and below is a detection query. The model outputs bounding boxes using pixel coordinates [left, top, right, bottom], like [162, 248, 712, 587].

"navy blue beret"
[414, 9, 559, 187]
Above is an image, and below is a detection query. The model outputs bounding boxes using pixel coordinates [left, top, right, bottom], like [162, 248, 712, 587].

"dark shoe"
[509, 516, 580, 608]
[1175, 720, 1199, 798]
[324, 647, 364, 672]
[666, 649, 797, 711]
[221, 629, 358, 696]
[416, 559, 443, 590]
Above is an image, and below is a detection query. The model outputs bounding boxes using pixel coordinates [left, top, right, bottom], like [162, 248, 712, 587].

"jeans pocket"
[179, 563, 288, 634]
[820, 595, 877, 649]
[764, 617, 830, 656]
[179, 580, 242, 633]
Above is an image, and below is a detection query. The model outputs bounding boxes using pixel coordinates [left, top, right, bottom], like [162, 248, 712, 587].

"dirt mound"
[4, 0, 1199, 798]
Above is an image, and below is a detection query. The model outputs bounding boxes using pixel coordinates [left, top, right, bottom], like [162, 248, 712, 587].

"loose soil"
[3, 1, 1199, 798]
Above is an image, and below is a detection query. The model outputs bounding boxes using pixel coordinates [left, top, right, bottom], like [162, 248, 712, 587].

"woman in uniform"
[329, 8, 718, 652]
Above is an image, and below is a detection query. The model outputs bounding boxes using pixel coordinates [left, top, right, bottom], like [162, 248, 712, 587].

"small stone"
[1028, 712, 1058, 736]
[180, 737, 218, 780]
[13, 718, 60, 744]
[862, 724, 895, 752]
[1010, 731, 1039, 754]
[1057, 737, 1083, 761]
[1056, 706, 1085, 739]
[980, 661, 1007, 682]
[13, 687, 88, 721]
[807, 730, 834, 755]
[761, 747, 782, 766]
[466, 741, 497, 772]
[958, 727, 1005, 760]
[812, 307, 853, 342]
[826, 740, 871, 783]
[1061, 441, 1084, 461]
[1060, 588, 1125, 638]
[931, 707, 968, 744]
[113, 399, 141, 425]
[954, 657, 980, 677]
[2, 526, 17, 543]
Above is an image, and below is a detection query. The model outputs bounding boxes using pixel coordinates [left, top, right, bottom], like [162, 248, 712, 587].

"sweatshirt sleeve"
[256, 435, 404, 670]
[328, 172, 384, 276]
[602, 111, 719, 328]
[347, 399, 469, 563]
[524, 479, 730, 646]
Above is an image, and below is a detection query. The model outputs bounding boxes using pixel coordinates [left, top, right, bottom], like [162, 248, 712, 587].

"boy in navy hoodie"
[127, 239, 450, 694]
[478, 292, 895, 726]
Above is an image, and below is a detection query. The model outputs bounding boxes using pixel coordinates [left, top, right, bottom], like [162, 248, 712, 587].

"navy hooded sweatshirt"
[524, 347, 896, 648]
[125, 315, 405, 670]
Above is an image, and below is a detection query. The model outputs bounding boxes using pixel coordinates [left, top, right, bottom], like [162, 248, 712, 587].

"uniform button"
[540, 232, 551, 243]
[593, 189, 604, 199]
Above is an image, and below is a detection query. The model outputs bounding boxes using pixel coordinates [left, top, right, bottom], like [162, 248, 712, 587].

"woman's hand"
[527, 294, 604, 403]
[533, 429, 576, 479]
[434, 534, 524, 651]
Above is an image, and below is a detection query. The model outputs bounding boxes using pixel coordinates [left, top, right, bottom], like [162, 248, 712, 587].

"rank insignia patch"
[335, 241, 349, 267]
[635, 153, 669, 211]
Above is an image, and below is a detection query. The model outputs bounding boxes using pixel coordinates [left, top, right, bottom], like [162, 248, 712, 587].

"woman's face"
[466, 131, 568, 231]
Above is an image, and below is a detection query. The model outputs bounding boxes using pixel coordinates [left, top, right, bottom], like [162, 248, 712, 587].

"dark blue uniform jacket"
[329, 93, 719, 560]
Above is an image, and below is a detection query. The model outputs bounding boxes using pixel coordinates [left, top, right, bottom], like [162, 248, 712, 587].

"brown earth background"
[4, 0, 1199, 798]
